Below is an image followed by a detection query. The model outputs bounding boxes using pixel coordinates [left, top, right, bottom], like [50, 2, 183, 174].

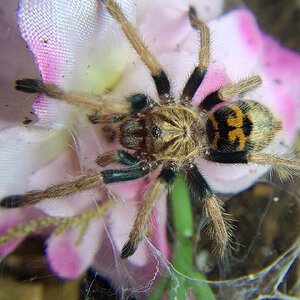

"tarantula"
[1, 0, 300, 260]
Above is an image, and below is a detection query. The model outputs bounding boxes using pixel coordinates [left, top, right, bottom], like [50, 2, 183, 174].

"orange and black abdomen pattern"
[206, 100, 254, 152]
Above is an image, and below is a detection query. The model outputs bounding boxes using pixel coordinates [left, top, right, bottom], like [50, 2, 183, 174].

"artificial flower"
[0, 0, 299, 297]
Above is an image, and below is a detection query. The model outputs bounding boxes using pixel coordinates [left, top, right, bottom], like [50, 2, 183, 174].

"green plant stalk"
[148, 174, 216, 300]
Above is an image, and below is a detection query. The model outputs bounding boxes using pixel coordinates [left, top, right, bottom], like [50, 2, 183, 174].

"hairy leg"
[0, 163, 150, 208]
[102, 0, 171, 102]
[121, 167, 175, 258]
[198, 75, 262, 112]
[180, 6, 211, 105]
[207, 150, 300, 177]
[186, 164, 232, 258]
[15, 79, 129, 114]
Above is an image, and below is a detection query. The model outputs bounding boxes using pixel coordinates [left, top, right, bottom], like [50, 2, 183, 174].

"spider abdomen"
[206, 100, 282, 153]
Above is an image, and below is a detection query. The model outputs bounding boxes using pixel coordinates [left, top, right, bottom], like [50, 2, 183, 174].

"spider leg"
[249, 152, 300, 176]
[186, 164, 232, 258]
[180, 6, 210, 105]
[102, 0, 171, 103]
[121, 167, 175, 259]
[207, 150, 248, 164]
[218, 75, 262, 100]
[96, 150, 137, 167]
[207, 150, 300, 176]
[15, 79, 130, 114]
[87, 93, 151, 124]
[199, 75, 262, 112]
[0, 163, 150, 208]
[88, 113, 119, 125]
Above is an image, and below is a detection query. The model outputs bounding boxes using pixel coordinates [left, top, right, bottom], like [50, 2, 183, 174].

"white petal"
[0, 125, 69, 197]
[108, 200, 149, 267]
[18, 0, 136, 85]
[18, 0, 137, 123]
[137, 0, 224, 24]
[18, 0, 99, 83]
[199, 159, 269, 194]
[36, 190, 104, 218]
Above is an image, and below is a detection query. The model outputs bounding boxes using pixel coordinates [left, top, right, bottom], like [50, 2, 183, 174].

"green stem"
[149, 175, 216, 300]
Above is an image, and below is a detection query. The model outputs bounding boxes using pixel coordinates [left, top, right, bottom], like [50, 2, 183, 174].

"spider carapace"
[120, 104, 207, 162]
[1, 0, 299, 260]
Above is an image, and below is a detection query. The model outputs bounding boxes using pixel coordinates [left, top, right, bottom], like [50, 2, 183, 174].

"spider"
[1, 0, 300, 260]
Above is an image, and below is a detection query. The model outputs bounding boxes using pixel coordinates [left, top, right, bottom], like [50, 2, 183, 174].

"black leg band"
[158, 167, 176, 184]
[199, 91, 223, 111]
[117, 150, 138, 166]
[208, 150, 248, 164]
[181, 68, 207, 102]
[186, 165, 212, 200]
[152, 70, 171, 100]
[101, 164, 146, 184]
[15, 79, 44, 94]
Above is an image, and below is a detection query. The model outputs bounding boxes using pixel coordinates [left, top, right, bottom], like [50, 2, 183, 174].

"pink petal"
[260, 36, 300, 98]
[0, 207, 41, 255]
[261, 81, 297, 143]
[260, 36, 300, 141]
[194, 66, 230, 106]
[210, 9, 262, 78]
[47, 216, 104, 279]
[236, 9, 264, 55]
